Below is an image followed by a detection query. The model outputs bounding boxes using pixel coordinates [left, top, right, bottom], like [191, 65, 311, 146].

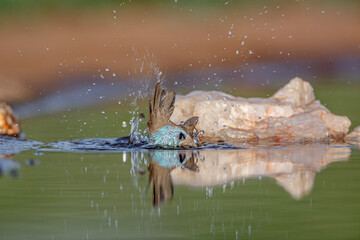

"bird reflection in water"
[146, 150, 200, 206]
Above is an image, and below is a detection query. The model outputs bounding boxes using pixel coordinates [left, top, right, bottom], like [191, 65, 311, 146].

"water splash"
[129, 113, 146, 145]
[125, 48, 165, 146]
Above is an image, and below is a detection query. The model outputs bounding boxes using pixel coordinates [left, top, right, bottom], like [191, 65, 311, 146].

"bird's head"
[150, 125, 195, 148]
[150, 116, 200, 148]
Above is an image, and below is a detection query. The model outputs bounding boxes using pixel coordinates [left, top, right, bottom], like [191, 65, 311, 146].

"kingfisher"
[147, 82, 201, 148]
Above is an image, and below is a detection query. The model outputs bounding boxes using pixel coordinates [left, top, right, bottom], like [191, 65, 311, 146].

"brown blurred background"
[0, 0, 359, 111]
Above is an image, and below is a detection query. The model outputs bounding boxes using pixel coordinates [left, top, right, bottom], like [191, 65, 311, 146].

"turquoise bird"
[147, 83, 200, 148]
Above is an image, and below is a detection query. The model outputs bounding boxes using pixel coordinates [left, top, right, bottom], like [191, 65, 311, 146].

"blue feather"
[151, 126, 189, 147]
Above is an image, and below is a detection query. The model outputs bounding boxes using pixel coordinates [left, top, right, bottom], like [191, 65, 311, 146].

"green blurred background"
[0, 0, 359, 118]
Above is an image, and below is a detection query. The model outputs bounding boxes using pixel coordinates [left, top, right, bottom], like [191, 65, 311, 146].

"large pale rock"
[0, 103, 20, 137]
[171, 146, 350, 199]
[171, 77, 351, 142]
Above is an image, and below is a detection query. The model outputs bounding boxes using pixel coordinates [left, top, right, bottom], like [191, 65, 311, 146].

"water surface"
[1, 140, 359, 239]
[1, 85, 360, 239]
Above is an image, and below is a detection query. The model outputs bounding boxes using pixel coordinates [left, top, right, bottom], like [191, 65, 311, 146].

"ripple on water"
[1, 135, 357, 155]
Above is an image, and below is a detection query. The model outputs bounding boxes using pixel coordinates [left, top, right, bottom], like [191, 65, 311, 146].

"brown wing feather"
[180, 116, 199, 137]
[148, 83, 177, 134]
[160, 91, 176, 120]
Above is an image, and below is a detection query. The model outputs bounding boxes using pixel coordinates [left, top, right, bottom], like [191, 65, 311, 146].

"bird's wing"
[148, 82, 176, 134]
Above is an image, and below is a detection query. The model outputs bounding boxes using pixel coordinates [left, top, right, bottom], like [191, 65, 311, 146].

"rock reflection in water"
[0, 156, 20, 178]
[169, 145, 350, 199]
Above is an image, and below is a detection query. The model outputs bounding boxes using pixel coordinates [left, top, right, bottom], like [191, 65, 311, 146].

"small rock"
[0, 103, 21, 137]
[345, 126, 360, 142]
